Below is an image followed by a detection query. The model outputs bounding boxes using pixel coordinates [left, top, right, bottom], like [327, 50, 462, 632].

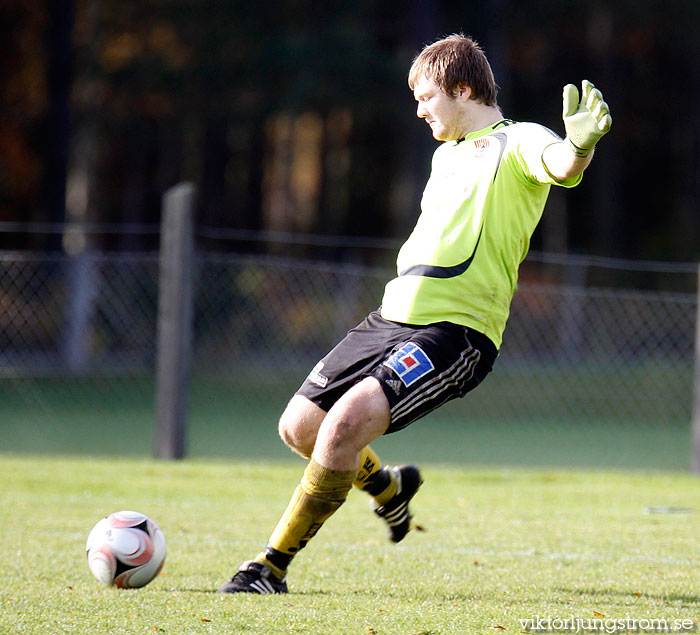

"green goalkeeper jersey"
[380, 119, 582, 349]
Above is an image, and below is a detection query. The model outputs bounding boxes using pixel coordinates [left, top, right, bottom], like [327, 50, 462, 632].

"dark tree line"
[1, 0, 699, 262]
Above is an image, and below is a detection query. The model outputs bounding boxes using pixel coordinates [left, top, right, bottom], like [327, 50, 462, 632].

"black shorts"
[296, 310, 498, 433]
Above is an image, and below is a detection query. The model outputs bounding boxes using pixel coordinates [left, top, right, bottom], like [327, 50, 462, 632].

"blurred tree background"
[1, 0, 699, 263]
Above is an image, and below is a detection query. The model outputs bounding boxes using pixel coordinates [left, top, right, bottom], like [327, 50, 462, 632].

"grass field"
[2, 454, 700, 634]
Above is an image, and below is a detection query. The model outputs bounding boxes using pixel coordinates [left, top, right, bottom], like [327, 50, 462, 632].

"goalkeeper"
[218, 33, 611, 594]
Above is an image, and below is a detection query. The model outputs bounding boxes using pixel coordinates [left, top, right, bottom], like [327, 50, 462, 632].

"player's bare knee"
[335, 378, 390, 429]
[277, 421, 303, 455]
[319, 382, 391, 454]
[278, 395, 324, 457]
[324, 414, 356, 446]
[277, 412, 310, 455]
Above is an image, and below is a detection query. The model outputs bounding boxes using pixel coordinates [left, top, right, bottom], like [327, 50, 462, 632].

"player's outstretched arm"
[543, 79, 612, 181]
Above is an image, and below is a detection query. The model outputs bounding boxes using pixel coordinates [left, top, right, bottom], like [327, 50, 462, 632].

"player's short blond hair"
[408, 34, 499, 106]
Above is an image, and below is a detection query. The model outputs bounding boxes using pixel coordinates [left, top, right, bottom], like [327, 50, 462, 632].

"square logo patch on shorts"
[308, 361, 328, 388]
[383, 342, 435, 387]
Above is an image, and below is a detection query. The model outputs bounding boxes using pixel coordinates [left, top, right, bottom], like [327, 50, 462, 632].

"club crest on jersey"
[383, 342, 435, 387]
[473, 137, 490, 157]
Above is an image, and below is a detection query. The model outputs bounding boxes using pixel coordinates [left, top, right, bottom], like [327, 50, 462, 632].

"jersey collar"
[455, 119, 516, 144]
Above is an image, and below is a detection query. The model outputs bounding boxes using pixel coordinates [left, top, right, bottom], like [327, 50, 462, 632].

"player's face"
[413, 76, 467, 141]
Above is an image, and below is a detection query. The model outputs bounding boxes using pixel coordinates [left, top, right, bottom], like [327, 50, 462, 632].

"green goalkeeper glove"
[562, 79, 612, 157]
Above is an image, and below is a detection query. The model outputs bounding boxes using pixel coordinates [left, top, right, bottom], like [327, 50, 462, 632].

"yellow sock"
[353, 445, 382, 487]
[256, 459, 355, 576]
[353, 446, 398, 506]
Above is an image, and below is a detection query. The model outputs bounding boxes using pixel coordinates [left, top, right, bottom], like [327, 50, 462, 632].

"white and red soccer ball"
[86, 511, 166, 588]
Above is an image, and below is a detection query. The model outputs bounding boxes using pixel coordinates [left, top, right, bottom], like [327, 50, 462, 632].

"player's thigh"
[318, 376, 390, 448]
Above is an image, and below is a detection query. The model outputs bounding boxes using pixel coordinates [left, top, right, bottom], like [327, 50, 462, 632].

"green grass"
[2, 455, 700, 634]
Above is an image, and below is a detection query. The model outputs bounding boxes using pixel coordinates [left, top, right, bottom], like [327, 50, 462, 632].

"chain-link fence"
[0, 247, 696, 470]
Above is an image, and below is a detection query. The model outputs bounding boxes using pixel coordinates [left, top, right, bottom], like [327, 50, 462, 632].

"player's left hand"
[562, 80, 612, 157]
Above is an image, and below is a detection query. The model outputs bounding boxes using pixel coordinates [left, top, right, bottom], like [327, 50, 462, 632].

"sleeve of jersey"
[512, 123, 582, 188]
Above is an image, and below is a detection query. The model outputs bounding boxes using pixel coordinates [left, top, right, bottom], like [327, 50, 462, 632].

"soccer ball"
[86, 510, 166, 588]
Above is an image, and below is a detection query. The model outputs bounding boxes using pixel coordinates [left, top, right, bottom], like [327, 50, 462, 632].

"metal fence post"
[691, 264, 700, 474]
[62, 248, 98, 372]
[155, 182, 195, 459]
